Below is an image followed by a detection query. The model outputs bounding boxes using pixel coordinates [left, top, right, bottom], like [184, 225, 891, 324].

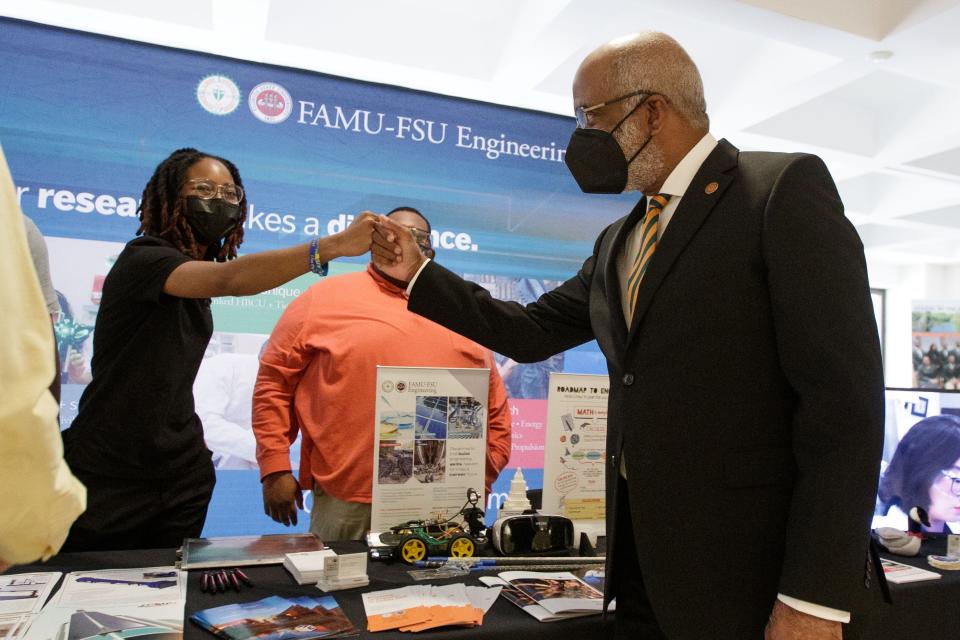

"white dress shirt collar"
[657, 132, 718, 199]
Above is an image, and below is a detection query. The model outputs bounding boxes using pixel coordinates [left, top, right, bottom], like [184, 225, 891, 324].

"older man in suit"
[372, 32, 883, 640]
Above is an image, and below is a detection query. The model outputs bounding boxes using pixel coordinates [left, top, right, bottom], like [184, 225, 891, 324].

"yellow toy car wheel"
[449, 534, 476, 558]
[400, 535, 427, 563]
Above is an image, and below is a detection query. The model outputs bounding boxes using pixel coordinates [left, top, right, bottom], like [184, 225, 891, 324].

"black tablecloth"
[11, 541, 611, 639]
[10, 538, 960, 639]
[847, 536, 960, 639]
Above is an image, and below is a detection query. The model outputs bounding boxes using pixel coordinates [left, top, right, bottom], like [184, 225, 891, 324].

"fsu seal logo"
[248, 82, 293, 124]
[396, 382, 407, 393]
[196, 75, 241, 116]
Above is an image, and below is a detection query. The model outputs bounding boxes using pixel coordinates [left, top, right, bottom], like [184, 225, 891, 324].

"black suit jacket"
[408, 139, 884, 638]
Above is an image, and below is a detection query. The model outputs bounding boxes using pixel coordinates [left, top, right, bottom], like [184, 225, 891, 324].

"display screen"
[873, 388, 960, 533]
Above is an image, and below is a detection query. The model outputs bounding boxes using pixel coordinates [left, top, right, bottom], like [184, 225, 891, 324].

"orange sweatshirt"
[253, 265, 512, 502]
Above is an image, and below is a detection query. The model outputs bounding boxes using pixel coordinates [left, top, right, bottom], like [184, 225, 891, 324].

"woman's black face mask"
[183, 196, 241, 246]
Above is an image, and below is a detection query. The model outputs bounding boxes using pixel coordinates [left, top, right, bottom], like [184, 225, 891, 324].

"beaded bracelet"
[308, 237, 329, 276]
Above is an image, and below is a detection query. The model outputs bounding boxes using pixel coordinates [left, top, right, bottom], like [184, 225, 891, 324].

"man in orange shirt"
[253, 207, 512, 541]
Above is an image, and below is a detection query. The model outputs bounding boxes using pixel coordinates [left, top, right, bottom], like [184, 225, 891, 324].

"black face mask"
[184, 196, 241, 246]
[564, 98, 651, 194]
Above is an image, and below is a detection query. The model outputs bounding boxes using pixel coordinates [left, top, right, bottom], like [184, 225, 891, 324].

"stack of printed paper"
[361, 583, 500, 632]
[23, 566, 187, 640]
[283, 550, 338, 585]
[0, 572, 60, 640]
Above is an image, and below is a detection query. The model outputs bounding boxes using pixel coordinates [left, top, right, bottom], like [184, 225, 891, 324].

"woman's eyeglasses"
[185, 179, 244, 205]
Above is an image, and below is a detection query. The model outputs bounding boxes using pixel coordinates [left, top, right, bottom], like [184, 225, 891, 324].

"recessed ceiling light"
[868, 50, 894, 63]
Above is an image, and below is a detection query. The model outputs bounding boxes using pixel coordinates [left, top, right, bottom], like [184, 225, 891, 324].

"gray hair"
[608, 32, 709, 131]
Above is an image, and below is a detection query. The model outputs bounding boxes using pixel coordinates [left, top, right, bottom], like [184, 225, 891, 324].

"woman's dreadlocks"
[136, 148, 247, 261]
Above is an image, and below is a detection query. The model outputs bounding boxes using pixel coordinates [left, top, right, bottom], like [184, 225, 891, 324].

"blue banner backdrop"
[0, 17, 633, 534]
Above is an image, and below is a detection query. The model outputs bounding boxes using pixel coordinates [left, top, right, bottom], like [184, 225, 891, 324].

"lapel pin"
[705, 181, 719, 194]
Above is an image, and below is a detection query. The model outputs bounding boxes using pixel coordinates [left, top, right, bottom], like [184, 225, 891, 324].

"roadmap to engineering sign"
[542, 373, 610, 522]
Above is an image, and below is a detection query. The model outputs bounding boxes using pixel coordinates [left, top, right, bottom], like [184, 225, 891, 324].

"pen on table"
[227, 569, 242, 592]
[414, 559, 497, 568]
[234, 568, 254, 587]
[220, 569, 231, 593]
[215, 570, 226, 593]
[424, 556, 606, 564]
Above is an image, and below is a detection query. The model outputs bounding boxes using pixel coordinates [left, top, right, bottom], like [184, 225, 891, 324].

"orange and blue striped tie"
[626, 193, 671, 317]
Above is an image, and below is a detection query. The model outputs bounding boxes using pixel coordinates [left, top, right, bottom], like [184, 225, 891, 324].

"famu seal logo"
[196, 75, 241, 116]
[248, 82, 293, 124]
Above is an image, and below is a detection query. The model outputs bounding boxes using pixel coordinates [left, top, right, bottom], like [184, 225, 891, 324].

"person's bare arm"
[164, 212, 378, 299]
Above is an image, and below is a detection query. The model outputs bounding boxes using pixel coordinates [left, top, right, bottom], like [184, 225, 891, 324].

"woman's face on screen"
[928, 458, 960, 527]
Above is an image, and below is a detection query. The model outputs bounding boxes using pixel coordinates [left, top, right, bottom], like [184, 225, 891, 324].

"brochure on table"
[0, 573, 62, 640]
[542, 373, 610, 524]
[0, 574, 60, 617]
[371, 366, 489, 533]
[191, 595, 357, 640]
[361, 584, 500, 632]
[479, 570, 606, 622]
[23, 567, 186, 640]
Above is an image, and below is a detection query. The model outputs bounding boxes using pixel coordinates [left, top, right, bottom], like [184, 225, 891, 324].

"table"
[10, 538, 959, 639]
[10, 541, 612, 639]
[847, 536, 960, 639]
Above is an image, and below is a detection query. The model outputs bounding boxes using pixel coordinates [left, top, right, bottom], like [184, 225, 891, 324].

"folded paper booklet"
[361, 584, 497, 632]
[880, 558, 942, 584]
[480, 570, 605, 621]
[190, 595, 357, 640]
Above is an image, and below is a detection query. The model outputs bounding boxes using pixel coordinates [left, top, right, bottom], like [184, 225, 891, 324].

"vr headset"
[490, 513, 574, 556]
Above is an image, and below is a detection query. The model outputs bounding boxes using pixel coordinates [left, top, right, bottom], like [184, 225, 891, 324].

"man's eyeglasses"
[185, 179, 244, 205]
[407, 226, 433, 253]
[940, 469, 960, 497]
[575, 90, 654, 128]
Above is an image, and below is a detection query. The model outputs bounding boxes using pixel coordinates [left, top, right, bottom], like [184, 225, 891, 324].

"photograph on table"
[415, 396, 448, 440]
[510, 577, 600, 601]
[377, 440, 413, 485]
[414, 440, 447, 484]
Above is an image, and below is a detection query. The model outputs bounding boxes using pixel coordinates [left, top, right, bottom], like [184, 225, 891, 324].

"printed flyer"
[542, 373, 609, 521]
[371, 366, 489, 532]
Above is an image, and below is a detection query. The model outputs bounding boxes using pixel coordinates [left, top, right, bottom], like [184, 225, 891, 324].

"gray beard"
[617, 120, 666, 193]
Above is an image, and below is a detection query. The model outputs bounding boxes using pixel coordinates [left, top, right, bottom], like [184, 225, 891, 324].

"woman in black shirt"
[61, 148, 375, 551]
